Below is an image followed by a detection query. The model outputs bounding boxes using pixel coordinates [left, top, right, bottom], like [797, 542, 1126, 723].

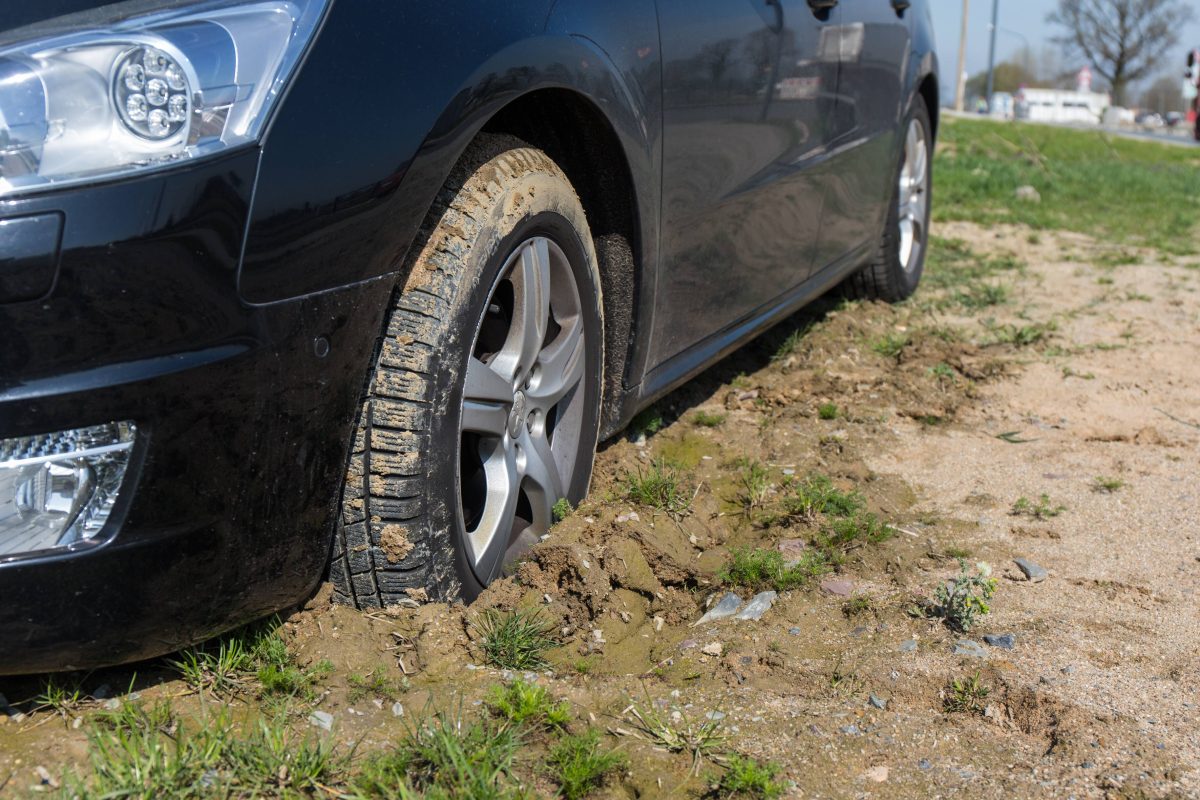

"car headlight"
[0, 0, 327, 198]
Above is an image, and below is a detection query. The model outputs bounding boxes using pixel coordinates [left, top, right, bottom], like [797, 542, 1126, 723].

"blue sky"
[931, 0, 1200, 94]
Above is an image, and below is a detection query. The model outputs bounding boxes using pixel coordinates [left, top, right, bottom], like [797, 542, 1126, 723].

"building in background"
[1015, 87, 1109, 124]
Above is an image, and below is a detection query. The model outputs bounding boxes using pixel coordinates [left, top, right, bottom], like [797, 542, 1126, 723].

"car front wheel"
[329, 136, 605, 605]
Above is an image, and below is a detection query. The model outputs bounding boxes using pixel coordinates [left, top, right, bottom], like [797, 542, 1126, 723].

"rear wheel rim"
[458, 236, 586, 583]
[897, 117, 929, 273]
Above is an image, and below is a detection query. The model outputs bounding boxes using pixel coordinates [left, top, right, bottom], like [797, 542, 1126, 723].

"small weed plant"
[1011, 494, 1066, 519]
[552, 497, 573, 523]
[708, 755, 785, 799]
[817, 403, 839, 420]
[944, 671, 990, 714]
[625, 698, 726, 776]
[1092, 476, 1124, 493]
[693, 410, 727, 428]
[933, 560, 997, 632]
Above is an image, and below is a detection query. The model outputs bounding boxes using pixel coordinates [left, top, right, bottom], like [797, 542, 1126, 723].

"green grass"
[347, 667, 405, 703]
[693, 410, 728, 428]
[552, 497, 573, 523]
[871, 332, 909, 360]
[1011, 494, 1066, 519]
[816, 403, 839, 420]
[719, 547, 831, 592]
[842, 595, 875, 618]
[772, 474, 864, 524]
[622, 458, 692, 515]
[485, 679, 571, 730]
[546, 730, 625, 800]
[631, 408, 665, 438]
[944, 671, 991, 714]
[733, 459, 771, 515]
[1092, 476, 1125, 493]
[708, 755, 786, 799]
[473, 608, 558, 671]
[935, 117, 1200, 255]
[67, 700, 344, 798]
[32, 675, 86, 721]
[624, 700, 726, 776]
[354, 710, 522, 799]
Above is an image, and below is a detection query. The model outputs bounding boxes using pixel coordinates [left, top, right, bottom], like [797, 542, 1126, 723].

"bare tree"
[1047, 0, 1194, 106]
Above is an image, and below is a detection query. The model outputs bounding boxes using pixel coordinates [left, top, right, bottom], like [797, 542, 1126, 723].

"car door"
[813, 0, 912, 266]
[647, 0, 842, 370]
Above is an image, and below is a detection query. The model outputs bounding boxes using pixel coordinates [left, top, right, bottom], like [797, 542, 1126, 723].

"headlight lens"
[0, 0, 327, 198]
[0, 422, 137, 560]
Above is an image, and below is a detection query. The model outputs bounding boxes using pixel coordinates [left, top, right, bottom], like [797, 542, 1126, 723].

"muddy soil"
[2, 221, 1198, 798]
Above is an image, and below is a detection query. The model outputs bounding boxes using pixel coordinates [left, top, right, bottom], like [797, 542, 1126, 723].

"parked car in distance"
[0, 0, 938, 674]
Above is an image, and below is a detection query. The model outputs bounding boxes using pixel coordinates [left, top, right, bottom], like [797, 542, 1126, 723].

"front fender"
[238, 0, 660, 307]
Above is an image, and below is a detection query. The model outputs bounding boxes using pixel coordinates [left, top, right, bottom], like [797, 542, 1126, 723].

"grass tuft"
[485, 679, 571, 730]
[708, 754, 786, 799]
[719, 547, 830, 592]
[944, 671, 990, 714]
[693, 410, 728, 428]
[622, 458, 692, 515]
[546, 729, 625, 800]
[473, 608, 558, 671]
[1011, 494, 1066, 519]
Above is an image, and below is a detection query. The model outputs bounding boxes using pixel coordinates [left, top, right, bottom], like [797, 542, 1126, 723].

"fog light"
[0, 422, 136, 559]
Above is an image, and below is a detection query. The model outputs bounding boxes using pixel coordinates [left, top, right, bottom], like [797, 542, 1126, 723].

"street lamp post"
[985, 0, 999, 112]
[955, 0, 970, 111]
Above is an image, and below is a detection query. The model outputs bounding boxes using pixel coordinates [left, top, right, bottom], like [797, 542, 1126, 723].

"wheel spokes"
[467, 439, 520, 569]
[527, 316, 584, 410]
[491, 239, 551, 383]
[518, 426, 564, 529]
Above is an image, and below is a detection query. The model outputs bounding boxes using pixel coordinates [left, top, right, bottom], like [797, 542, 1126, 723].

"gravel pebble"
[983, 633, 1015, 650]
[1014, 558, 1048, 582]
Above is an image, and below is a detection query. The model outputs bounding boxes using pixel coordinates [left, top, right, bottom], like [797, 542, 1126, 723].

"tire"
[329, 136, 605, 606]
[844, 94, 933, 302]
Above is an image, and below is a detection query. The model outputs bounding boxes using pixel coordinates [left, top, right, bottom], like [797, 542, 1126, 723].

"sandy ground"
[1, 221, 1198, 798]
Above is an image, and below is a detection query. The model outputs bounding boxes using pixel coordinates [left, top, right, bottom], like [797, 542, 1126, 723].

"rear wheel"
[329, 137, 604, 605]
[844, 95, 932, 302]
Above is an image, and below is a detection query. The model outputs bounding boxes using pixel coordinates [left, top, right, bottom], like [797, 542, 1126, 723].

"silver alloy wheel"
[457, 236, 586, 582]
[897, 117, 930, 272]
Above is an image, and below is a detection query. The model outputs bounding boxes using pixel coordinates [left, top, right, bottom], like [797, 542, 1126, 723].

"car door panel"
[647, 0, 840, 370]
[817, 1, 912, 264]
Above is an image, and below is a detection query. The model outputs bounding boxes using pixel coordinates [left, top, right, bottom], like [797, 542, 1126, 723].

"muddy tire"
[844, 94, 933, 303]
[329, 136, 604, 607]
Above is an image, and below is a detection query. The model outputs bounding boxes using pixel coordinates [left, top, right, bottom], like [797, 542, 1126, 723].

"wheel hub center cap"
[508, 391, 527, 438]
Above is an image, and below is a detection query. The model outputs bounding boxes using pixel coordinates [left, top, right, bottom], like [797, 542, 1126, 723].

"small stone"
[820, 577, 854, 597]
[654, 616, 665, 632]
[35, 766, 58, 788]
[701, 642, 724, 656]
[679, 639, 698, 651]
[592, 629, 606, 643]
[391, 702, 404, 717]
[92, 684, 111, 700]
[898, 640, 918, 653]
[788, 626, 802, 636]
[1015, 185, 1041, 203]
[782, 468, 796, 476]
[735, 591, 778, 621]
[705, 711, 726, 721]
[373, 698, 384, 710]
[776, 539, 808, 567]
[1061, 664, 1076, 674]
[1014, 558, 1047, 582]
[850, 626, 868, 638]
[693, 592, 744, 626]
[543, 593, 553, 604]
[103, 699, 120, 711]
[619, 610, 632, 623]
[308, 711, 334, 731]
[869, 694, 888, 710]
[1081, 761, 1095, 769]
[864, 765, 889, 783]
[918, 759, 932, 771]
[983, 633, 1015, 650]
[952, 639, 988, 658]
[840, 724, 860, 735]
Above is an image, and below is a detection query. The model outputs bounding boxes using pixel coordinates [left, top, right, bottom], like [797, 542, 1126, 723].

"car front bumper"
[0, 149, 391, 674]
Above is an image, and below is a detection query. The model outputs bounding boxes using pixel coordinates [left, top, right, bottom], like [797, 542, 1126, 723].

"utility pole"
[984, 0, 999, 112]
[955, 0, 970, 111]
